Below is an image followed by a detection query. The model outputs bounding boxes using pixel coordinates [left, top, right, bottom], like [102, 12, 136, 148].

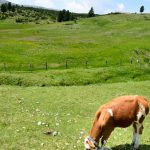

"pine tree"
[88, 7, 95, 17]
[1, 4, 7, 13]
[70, 13, 75, 21]
[57, 9, 75, 22]
[65, 10, 70, 21]
[62, 9, 66, 21]
[140, 6, 144, 14]
[8, 2, 12, 11]
[12, 6, 16, 12]
[57, 11, 63, 22]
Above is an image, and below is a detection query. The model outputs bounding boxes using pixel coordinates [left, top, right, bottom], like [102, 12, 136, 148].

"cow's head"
[84, 136, 96, 150]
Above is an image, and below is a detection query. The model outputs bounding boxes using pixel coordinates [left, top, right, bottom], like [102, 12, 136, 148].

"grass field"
[0, 13, 150, 149]
[0, 13, 150, 86]
[0, 81, 150, 150]
[0, 13, 150, 69]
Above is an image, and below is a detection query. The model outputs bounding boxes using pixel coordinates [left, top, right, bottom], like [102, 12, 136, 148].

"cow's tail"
[144, 97, 149, 115]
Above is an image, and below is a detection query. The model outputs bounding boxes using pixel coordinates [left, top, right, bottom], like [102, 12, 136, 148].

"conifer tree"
[1, 4, 7, 13]
[8, 2, 12, 11]
[57, 11, 63, 22]
[12, 6, 16, 12]
[140, 5, 144, 14]
[88, 7, 95, 17]
[65, 10, 70, 21]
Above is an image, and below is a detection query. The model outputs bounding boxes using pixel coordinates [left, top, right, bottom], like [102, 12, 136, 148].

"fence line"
[0, 59, 149, 72]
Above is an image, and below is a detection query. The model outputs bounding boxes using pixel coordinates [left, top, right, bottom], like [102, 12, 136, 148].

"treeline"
[57, 9, 76, 22]
[57, 7, 95, 22]
[0, 2, 15, 12]
[0, 2, 60, 23]
[0, 2, 95, 23]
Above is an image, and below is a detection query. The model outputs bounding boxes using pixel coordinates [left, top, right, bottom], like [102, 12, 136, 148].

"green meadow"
[0, 13, 150, 86]
[0, 13, 150, 69]
[0, 81, 150, 150]
[0, 13, 150, 150]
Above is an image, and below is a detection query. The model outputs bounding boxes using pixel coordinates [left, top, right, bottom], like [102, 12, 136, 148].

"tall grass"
[0, 66, 149, 86]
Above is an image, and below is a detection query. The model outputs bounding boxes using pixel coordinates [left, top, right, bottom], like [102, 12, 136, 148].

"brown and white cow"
[84, 95, 149, 150]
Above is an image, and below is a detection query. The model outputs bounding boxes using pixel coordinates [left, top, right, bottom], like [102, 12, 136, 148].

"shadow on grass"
[111, 144, 150, 150]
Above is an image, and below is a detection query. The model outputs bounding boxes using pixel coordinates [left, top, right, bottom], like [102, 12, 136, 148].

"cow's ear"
[88, 140, 96, 149]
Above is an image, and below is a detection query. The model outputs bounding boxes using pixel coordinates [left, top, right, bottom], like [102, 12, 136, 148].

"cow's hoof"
[132, 147, 139, 150]
[131, 142, 135, 146]
[103, 148, 111, 150]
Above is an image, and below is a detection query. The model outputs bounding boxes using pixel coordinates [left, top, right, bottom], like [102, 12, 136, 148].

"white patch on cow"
[84, 137, 90, 149]
[136, 103, 146, 123]
[139, 103, 146, 116]
[137, 111, 143, 121]
[107, 109, 113, 117]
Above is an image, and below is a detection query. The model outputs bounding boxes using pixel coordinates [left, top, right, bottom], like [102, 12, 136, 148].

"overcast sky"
[8, 0, 150, 14]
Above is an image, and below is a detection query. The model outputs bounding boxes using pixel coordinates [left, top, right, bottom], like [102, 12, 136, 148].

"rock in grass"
[37, 121, 49, 127]
[42, 122, 46, 125]
[36, 108, 40, 112]
[44, 131, 59, 136]
[80, 131, 84, 135]
[37, 121, 42, 126]
[52, 131, 58, 136]
[16, 129, 20, 132]
[44, 131, 53, 135]
[56, 122, 59, 126]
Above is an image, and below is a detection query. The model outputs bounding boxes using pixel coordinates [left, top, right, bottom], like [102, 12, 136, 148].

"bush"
[16, 17, 28, 23]
[0, 14, 7, 20]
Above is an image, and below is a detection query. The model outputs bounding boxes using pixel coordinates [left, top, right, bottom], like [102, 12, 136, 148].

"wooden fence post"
[29, 64, 32, 72]
[85, 61, 88, 68]
[130, 58, 133, 64]
[65, 60, 68, 69]
[45, 61, 48, 70]
[106, 60, 108, 66]
[3, 63, 6, 71]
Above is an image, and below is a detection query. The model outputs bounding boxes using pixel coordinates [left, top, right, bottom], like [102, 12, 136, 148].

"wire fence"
[0, 59, 150, 72]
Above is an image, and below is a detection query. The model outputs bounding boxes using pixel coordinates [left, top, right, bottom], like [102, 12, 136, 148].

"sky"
[8, 0, 150, 14]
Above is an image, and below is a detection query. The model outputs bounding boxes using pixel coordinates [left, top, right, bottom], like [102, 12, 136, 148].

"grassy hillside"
[0, 81, 150, 149]
[0, 13, 150, 86]
[0, 13, 150, 66]
[0, 3, 87, 23]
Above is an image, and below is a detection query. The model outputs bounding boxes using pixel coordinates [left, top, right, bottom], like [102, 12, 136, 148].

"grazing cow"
[84, 95, 149, 150]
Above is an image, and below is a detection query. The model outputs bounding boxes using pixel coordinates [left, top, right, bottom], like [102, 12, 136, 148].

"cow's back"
[100, 96, 140, 127]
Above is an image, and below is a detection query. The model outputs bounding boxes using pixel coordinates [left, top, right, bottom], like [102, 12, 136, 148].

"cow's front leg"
[100, 128, 113, 150]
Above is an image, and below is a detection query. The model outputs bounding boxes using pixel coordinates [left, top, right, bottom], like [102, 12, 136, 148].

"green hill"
[0, 2, 87, 23]
[0, 13, 150, 86]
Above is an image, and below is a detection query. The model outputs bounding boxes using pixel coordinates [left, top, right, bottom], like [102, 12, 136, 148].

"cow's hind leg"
[132, 123, 136, 146]
[132, 122, 143, 150]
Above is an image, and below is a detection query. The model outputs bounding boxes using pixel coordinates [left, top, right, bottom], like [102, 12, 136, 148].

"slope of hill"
[0, 13, 150, 86]
[0, 1, 88, 23]
[0, 13, 149, 66]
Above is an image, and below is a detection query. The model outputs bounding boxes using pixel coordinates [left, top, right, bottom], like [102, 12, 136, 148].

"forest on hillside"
[0, 2, 89, 23]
